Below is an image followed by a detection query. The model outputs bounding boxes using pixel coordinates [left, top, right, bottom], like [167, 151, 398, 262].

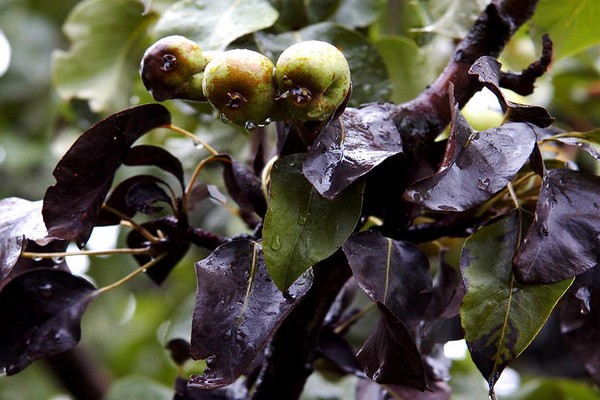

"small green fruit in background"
[202, 49, 278, 128]
[275, 40, 351, 122]
[140, 35, 213, 102]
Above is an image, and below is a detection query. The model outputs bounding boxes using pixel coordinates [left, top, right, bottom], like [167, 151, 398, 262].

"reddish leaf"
[43, 104, 171, 247]
[124, 145, 185, 191]
[189, 239, 312, 389]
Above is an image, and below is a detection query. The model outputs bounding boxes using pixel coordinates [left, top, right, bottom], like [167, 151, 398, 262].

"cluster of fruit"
[140, 36, 351, 129]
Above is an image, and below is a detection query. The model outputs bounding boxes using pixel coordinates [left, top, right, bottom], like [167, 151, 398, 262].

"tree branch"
[395, 0, 540, 149]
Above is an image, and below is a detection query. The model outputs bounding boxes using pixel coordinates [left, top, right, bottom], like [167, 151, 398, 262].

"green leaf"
[105, 375, 172, 400]
[414, 0, 487, 39]
[330, 0, 385, 28]
[153, 0, 279, 51]
[52, 0, 155, 113]
[460, 210, 573, 394]
[529, 0, 600, 60]
[255, 22, 391, 105]
[374, 36, 434, 103]
[263, 154, 363, 291]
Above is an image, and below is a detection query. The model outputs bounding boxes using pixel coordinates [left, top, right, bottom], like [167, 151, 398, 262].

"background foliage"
[1, 0, 600, 398]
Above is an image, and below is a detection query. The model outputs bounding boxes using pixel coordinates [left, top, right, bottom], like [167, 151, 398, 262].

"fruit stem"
[95, 253, 167, 295]
[183, 154, 231, 211]
[21, 246, 154, 259]
[102, 204, 161, 243]
[163, 123, 219, 156]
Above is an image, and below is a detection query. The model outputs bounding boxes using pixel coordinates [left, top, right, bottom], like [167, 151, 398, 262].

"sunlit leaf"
[404, 101, 536, 212]
[304, 104, 402, 199]
[529, 0, 600, 60]
[255, 22, 391, 106]
[190, 239, 312, 388]
[514, 168, 600, 283]
[52, 0, 154, 112]
[0, 269, 97, 375]
[154, 0, 278, 51]
[263, 154, 363, 291]
[460, 210, 573, 393]
[43, 104, 171, 247]
[0, 198, 49, 281]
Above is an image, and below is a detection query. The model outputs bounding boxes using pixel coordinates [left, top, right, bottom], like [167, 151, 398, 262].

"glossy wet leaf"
[263, 154, 363, 291]
[0, 268, 97, 375]
[0, 198, 49, 281]
[154, 0, 278, 51]
[43, 104, 171, 247]
[460, 210, 573, 393]
[342, 230, 432, 323]
[220, 155, 267, 218]
[552, 128, 600, 162]
[530, 0, 600, 60]
[514, 168, 600, 283]
[255, 22, 391, 106]
[189, 239, 312, 389]
[468, 56, 553, 127]
[356, 302, 428, 389]
[126, 216, 190, 285]
[53, 0, 153, 112]
[304, 104, 402, 200]
[404, 102, 536, 212]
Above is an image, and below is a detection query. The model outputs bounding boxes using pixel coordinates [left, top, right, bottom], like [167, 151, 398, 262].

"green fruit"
[202, 49, 278, 127]
[140, 35, 212, 101]
[275, 40, 351, 121]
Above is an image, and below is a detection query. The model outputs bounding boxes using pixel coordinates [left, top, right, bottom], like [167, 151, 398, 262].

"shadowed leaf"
[304, 104, 402, 200]
[124, 145, 185, 191]
[43, 104, 171, 247]
[404, 101, 536, 211]
[461, 210, 573, 394]
[356, 302, 428, 390]
[263, 154, 363, 291]
[0, 269, 97, 375]
[513, 168, 600, 283]
[189, 239, 312, 389]
[220, 155, 267, 218]
[126, 216, 190, 285]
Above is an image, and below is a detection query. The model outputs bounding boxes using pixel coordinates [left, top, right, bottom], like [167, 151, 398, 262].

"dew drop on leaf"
[270, 235, 281, 251]
[244, 121, 257, 131]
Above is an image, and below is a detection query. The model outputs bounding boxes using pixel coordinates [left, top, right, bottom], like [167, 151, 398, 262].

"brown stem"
[395, 0, 540, 149]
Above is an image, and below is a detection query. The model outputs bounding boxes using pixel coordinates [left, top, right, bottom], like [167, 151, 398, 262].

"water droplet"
[372, 368, 382, 381]
[412, 192, 422, 202]
[193, 140, 204, 150]
[478, 177, 491, 191]
[52, 256, 65, 264]
[244, 121, 257, 131]
[297, 214, 307, 226]
[223, 329, 233, 342]
[38, 284, 53, 297]
[219, 113, 232, 125]
[540, 224, 549, 236]
[33, 257, 43, 262]
[270, 235, 281, 251]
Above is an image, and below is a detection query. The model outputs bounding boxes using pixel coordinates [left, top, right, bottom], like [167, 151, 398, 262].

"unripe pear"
[275, 40, 351, 121]
[202, 49, 278, 127]
[140, 35, 213, 101]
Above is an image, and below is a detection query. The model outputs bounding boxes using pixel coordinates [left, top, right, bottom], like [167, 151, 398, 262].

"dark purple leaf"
[8, 240, 70, 284]
[126, 216, 190, 285]
[43, 104, 171, 247]
[166, 338, 191, 366]
[304, 104, 402, 200]
[469, 56, 554, 127]
[426, 260, 465, 321]
[220, 155, 267, 218]
[404, 100, 536, 211]
[189, 239, 312, 389]
[0, 268, 97, 375]
[514, 168, 600, 283]
[124, 144, 185, 191]
[560, 268, 600, 386]
[342, 230, 432, 324]
[97, 175, 173, 225]
[356, 302, 428, 390]
[317, 328, 364, 376]
[0, 198, 50, 282]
